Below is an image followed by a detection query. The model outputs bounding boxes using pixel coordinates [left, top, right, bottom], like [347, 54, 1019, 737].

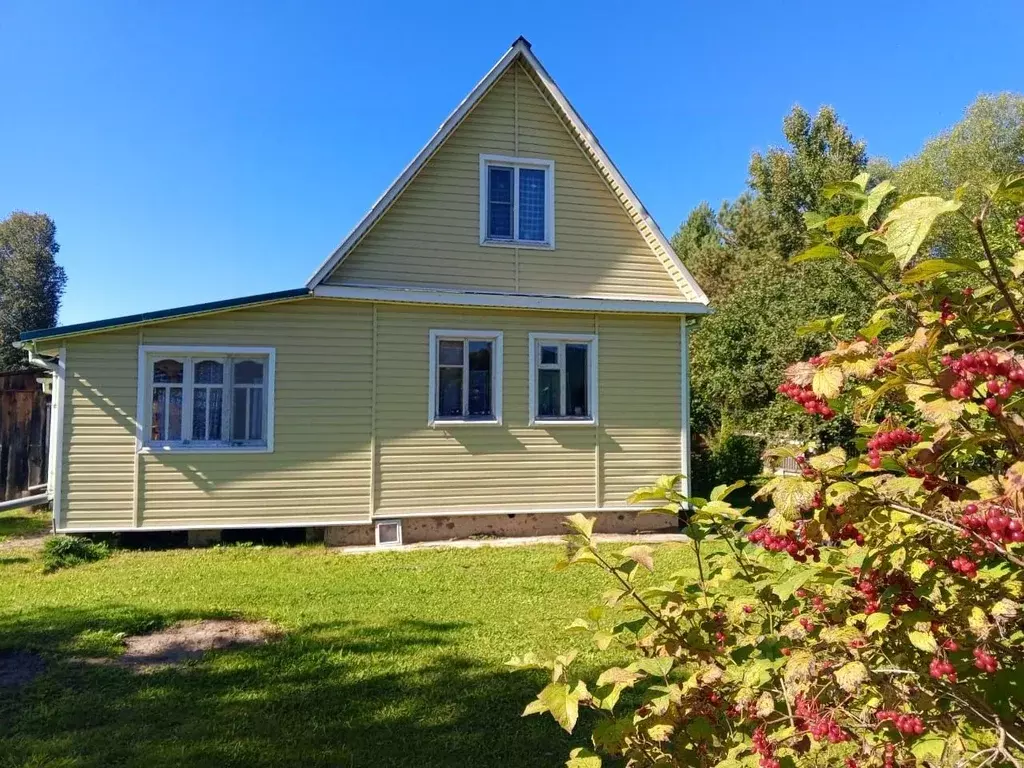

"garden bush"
[511, 173, 1024, 767]
[42, 534, 110, 572]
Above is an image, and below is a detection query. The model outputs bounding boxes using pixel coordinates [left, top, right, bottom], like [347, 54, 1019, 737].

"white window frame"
[136, 345, 276, 454]
[375, 519, 403, 547]
[528, 333, 598, 427]
[479, 154, 555, 249]
[427, 329, 503, 427]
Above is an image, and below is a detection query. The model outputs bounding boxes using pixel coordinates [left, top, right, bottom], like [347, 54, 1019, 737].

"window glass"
[194, 360, 223, 384]
[234, 360, 264, 385]
[438, 340, 463, 366]
[248, 388, 264, 440]
[232, 388, 248, 441]
[565, 344, 589, 417]
[538, 369, 561, 418]
[378, 522, 400, 545]
[467, 341, 493, 417]
[518, 168, 546, 242]
[438, 366, 463, 418]
[540, 345, 558, 365]
[167, 387, 183, 440]
[153, 359, 183, 383]
[151, 387, 167, 441]
[487, 166, 513, 239]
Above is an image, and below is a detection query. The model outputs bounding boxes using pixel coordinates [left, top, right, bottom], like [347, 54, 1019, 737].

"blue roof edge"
[19, 288, 312, 344]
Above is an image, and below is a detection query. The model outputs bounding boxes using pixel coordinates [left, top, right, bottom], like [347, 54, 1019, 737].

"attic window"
[479, 155, 555, 248]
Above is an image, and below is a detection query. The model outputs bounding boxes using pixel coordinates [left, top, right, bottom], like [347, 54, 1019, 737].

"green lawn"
[0, 506, 51, 540]
[0, 539, 696, 767]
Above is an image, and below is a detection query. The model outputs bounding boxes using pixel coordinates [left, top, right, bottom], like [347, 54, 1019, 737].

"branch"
[974, 214, 1024, 330]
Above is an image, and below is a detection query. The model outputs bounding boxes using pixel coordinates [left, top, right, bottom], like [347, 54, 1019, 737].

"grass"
[0, 506, 51, 540]
[0, 538, 700, 767]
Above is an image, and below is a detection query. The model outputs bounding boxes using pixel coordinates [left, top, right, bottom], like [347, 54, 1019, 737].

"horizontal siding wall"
[62, 330, 139, 529]
[329, 61, 684, 300]
[59, 299, 683, 530]
[60, 299, 374, 530]
[373, 304, 681, 515]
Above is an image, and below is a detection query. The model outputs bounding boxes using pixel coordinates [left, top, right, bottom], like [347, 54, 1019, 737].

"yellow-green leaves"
[835, 661, 868, 693]
[908, 630, 939, 653]
[784, 649, 816, 683]
[859, 179, 895, 224]
[564, 513, 596, 539]
[621, 545, 654, 573]
[902, 258, 982, 283]
[524, 681, 586, 733]
[757, 476, 817, 516]
[566, 748, 602, 768]
[880, 196, 963, 268]
[809, 447, 847, 473]
[865, 612, 891, 636]
[812, 366, 844, 399]
[792, 243, 841, 264]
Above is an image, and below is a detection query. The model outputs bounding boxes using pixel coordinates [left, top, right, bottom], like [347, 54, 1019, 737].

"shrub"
[42, 535, 110, 572]
[691, 428, 765, 499]
[512, 173, 1024, 767]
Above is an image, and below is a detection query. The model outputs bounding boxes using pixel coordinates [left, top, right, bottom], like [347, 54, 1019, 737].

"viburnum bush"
[510, 173, 1024, 767]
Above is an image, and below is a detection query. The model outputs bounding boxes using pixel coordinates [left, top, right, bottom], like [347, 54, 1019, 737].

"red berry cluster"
[943, 350, 1024, 415]
[777, 381, 836, 419]
[883, 744, 897, 768]
[874, 350, 896, 375]
[875, 711, 925, 735]
[794, 695, 850, 744]
[939, 297, 957, 325]
[752, 726, 779, 768]
[866, 426, 921, 469]
[854, 569, 920, 615]
[949, 555, 978, 579]
[960, 503, 1024, 544]
[837, 523, 865, 545]
[748, 523, 820, 562]
[1016, 215, 1024, 244]
[929, 656, 957, 682]
[973, 647, 998, 673]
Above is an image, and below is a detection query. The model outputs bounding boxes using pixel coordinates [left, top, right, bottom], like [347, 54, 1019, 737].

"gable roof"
[306, 37, 708, 306]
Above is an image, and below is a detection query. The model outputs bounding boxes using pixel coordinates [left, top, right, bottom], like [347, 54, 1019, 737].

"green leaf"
[686, 716, 713, 741]
[566, 748, 602, 768]
[859, 179, 895, 224]
[791, 243, 841, 264]
[910, 734, 946, 764]
[803, 211, 828, 230]
[901, 258, 982, 283]
[767, 477, 817, 515]
[809, 447, 846, 472]
[535, 682, 580, 733]
[621, 545, 654, 573]
[908, 630, 939, 653]
[773, 568, 814, 601]
[593, 629, 614, 651]
[865, 612, 891, 636]
[824, 214, 865, 234]
[880, 196, 963, 268]
[823, 180, 868, 201]
[835, 661, 868, 692]
[991, 172, 1024, 203]
[596, 667, 641, 688]
[710, 479, 746, 502]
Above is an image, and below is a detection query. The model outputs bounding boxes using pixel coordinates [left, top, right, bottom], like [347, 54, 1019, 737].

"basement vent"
[375, 519, 403, 548]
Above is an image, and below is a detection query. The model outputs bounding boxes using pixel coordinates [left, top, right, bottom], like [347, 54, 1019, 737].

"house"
[18, 38, 710, 546]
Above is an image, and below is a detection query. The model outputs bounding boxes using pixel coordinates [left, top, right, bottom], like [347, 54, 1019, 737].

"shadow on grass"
[0, 607, 583, 768]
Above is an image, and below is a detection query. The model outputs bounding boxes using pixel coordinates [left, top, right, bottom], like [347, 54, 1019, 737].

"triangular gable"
[306, 38, 708, 306]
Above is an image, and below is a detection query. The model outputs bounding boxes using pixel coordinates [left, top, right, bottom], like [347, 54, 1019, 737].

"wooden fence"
[0, 371, 50, 501]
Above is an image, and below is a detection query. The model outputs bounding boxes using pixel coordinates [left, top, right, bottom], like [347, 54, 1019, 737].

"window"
[528, 333, 597, 425]
[479, 155, 555, 247]
[428, 330, 503, 425]
[375, 519, 403, 547]
[138, 346, 275, 452]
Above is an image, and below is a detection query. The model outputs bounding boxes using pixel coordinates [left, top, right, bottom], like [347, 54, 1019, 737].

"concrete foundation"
[323, 509, 677, 547]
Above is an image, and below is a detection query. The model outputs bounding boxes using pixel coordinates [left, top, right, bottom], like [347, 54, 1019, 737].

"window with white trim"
[529, 334, 597, 425]
[479, 155, 554, 247]
[428, 330, 503, 425]
[142, 347, 274, 451]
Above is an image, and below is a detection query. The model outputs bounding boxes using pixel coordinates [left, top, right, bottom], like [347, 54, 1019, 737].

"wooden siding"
[58, 299, 683, 530]
[327, 62, 685, 300]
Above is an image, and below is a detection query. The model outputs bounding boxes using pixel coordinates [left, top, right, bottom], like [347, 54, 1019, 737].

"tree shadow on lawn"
[0, 607, 586, 768]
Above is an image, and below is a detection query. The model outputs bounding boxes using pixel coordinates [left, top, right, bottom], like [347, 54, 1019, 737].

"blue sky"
[2, 1, 1022, 327]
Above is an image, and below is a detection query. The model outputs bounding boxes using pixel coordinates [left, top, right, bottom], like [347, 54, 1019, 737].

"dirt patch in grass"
[109, 619, 282, 672]
[0, 650, 46, 688]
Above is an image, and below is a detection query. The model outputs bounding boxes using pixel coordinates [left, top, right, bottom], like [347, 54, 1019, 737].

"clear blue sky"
[2, 1, 1021, 327]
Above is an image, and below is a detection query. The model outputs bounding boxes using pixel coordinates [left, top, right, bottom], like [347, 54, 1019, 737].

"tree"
[0, 212, 67, 368]
[675, 106, 882, 446]
[515, 173, 1024, 768]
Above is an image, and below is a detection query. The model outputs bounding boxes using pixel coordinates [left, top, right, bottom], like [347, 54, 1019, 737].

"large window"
[528, 333, 597, 425]
[139, 346, 275, 452]
[428, 330, 503, 425]
[479, 155, 555, 247]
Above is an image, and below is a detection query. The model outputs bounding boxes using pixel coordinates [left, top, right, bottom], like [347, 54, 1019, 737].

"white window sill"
[530, 418, 597, 427]
[480, 239, 554, 251]
[138, 444, 272, 455]
[429, 419, 502, 428]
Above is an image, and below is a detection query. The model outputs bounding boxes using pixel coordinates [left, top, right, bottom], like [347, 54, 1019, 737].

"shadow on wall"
[0, 606, 582, 768]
